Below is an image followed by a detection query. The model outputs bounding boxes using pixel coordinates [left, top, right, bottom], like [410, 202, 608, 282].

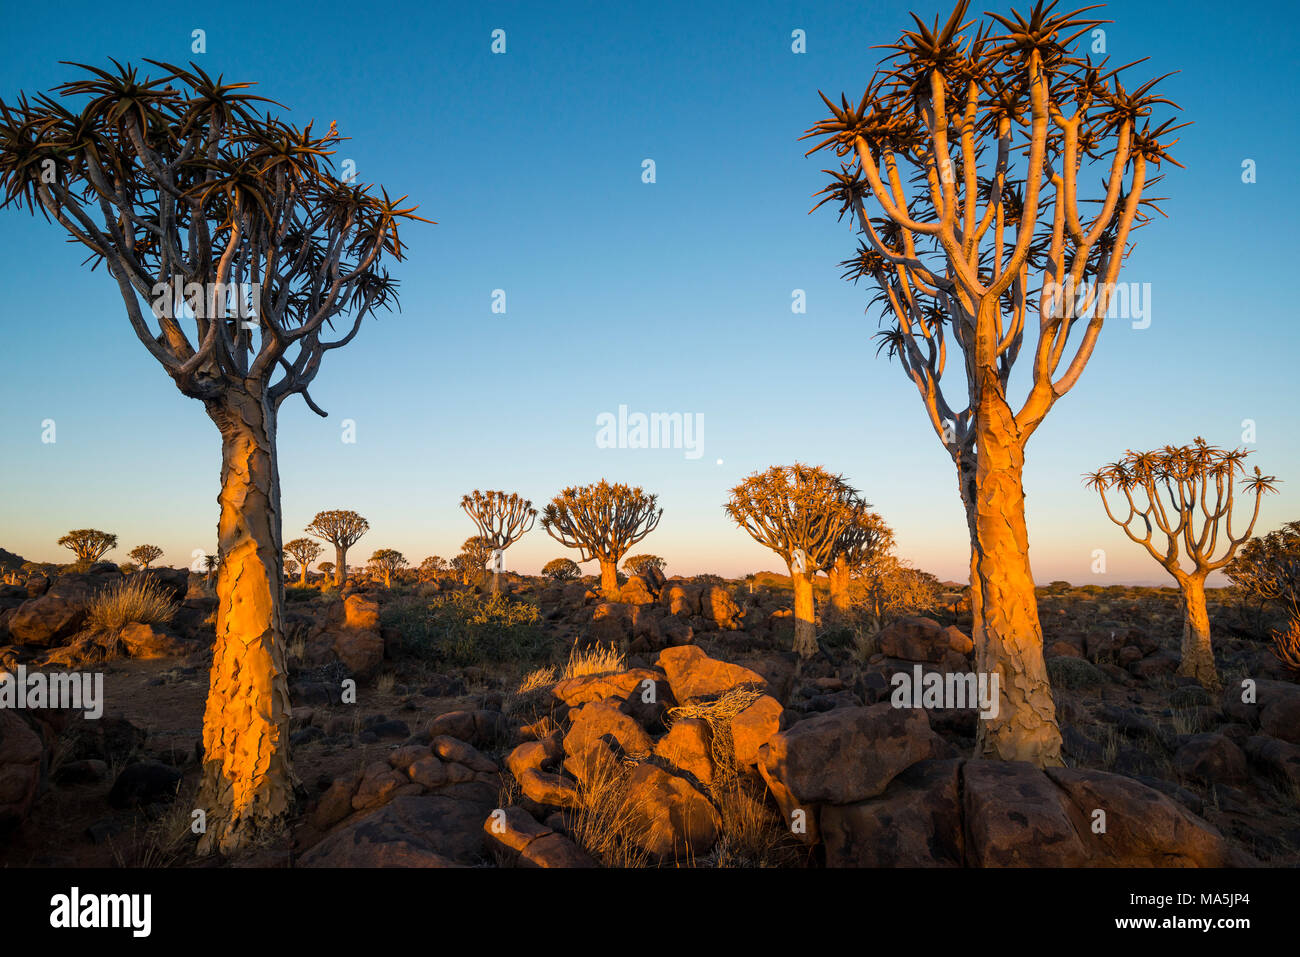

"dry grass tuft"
[568, 753, 652, 868]
[86, 575, 177, 635]
[561, 643, 625, 679]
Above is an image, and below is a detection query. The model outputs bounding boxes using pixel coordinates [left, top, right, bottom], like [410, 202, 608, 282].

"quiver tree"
[418, 555, 447, 582]
[1085, 438, 1278, 690]
[725, 464, 861, 658]
[58, 528, 117, 567]
[307, 510, 370, 587]
[202, 552, 220, 584]
[0, 60, 429, 853]
[283, 537, 323, 586]
[540, 480, 663, 599]
[803, 0, 1185, 765]
[127, 543, 163, 569]
[457, 536, 494, 586]
[318, 561, 335, 580]
[1226, 520, 1300, 623]
[461, 490, 537, 595]
[827, 507, 894, 617]
[368, 548, 407, 588]
[623, 554, 666, 577]
[283, 558, 298, 579]
[542, 557, 581, 582]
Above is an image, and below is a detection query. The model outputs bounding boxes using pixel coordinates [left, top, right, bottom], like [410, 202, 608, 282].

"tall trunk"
[333, 545, 346, 586]
[828, 557, 851, 618]
[599, 559, 619, 600]
[969, 393, 1063, 767]
[1177, 572, 1219, 690]
[298, 563, 308, 587]
[791, 568, 817, 658]
[383, 569, 392, 588]
[196, 388, 295, 856]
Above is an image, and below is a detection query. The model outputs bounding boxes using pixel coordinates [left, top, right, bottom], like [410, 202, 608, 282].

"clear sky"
[1, 0, 1296, 584]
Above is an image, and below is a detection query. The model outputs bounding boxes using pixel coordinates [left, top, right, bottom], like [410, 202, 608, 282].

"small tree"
[203, 553, 220, 585]
[368, 548, 407, 588]
[852, 554, 942, 631]
[418, 555, 448, 582]
[827, 507, 894, 617]
[457, 536, 493, 586]
[541, 480, 662, 599]
[542, 557, 581, 582]
[306, 510, 369, 586]
[725, 464, 861, 657]
[283, 558, 299, 580]
[58, 529, 117, 567]
[1086, 438, 1278, 689]
[127, 544, 163, 569]
[623, 554, 666, 578]
[1225, 520, 1300, 624]
[318, 561, 335, 582]
[461, 490, 537, 595]
[283, 538, 323, 586]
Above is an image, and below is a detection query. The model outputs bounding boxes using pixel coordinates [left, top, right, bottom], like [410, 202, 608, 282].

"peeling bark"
[792, 569, 817, 658]
[969, 391, 1063, 767]
[196, 387, 295, 855]
[827, 557, 851, 618]
[1177, 573, 1220, 690]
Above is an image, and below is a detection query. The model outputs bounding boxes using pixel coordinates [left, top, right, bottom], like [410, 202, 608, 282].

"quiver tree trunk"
[827, 557, 852, 619]
[969, 394, 1063, 767]
[333, 545, 346, 586]
[791, 568, 817, 658]
[1177, 572, 1219, 690]
[298, 564, 309, 587]
[196, 388, 295, 855]
[599, 559, 619, 600]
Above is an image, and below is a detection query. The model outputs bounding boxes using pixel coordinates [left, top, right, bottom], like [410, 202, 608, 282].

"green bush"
[1046, 655, 1106, 689]
[382, 590, 547, 667]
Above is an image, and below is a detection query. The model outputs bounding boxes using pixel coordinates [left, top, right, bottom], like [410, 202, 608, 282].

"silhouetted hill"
[0, 547, 26, 570]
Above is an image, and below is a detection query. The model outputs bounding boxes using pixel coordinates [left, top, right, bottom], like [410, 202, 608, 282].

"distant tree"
[128, 544, 163, 569]
[418, 555, 448, 582]
[318, 561, 336, 581]
[541, 480, 662, 599]
[852, 555, 942, 630]
[1086, 438, 1278, 689]
[306, 510, 370, 586]
[58, 529, 117, 567]
[461, 490, 537, 595]
[283, 538, 324, 586]
[542, 557, 581, 582]
[283, 558, 299, 580]
[456, 536, 493, 586]
[827, 507, 893, 617]
[368, 548, 407, 588]
[623, 554, 666, 578]
[725, 464, 861, 657]
[203, 553, 221, 585]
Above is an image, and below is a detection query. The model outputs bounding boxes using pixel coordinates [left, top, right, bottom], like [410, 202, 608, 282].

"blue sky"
[1, 0, 1296, 584]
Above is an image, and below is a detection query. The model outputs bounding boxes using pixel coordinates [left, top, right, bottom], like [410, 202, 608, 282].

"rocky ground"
[1, 563, 1297, 868]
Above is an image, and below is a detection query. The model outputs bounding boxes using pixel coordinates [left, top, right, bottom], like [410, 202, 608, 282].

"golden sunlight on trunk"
[599, 559, 619, 600]
[1178, 574, 1220, 691]
[827, 557, 851, 618]
[792, 569, 817, 659]
[196, 389, 295, 856]
[970, 395, 1063, 767]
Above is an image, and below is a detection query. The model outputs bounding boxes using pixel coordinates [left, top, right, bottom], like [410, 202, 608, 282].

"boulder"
[656, 645, 765, 704]
[7, 596, 86, 647]
[662, 583, 702, 618]
[758, 703, 941, 806]
[118, 622, 192, 659]
[700, 585, 742, 630]
[731, 694, 784, 767]
[563, 701, 654, 759]
[654, 718, 715, 787]
[617, 576, 657, 606]
[820, 759, 964, 867]
[300, 795, 488, 867]
[620, 762, 720, 862]
[330, 628, 384, 680]
[1174, 733, 1248, 786]
[877, 617, 951, 663]
[0, 710, 47, 829]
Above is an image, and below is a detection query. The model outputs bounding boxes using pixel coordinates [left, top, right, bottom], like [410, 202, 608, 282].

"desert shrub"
[1045, 656, 1106, 689]
[848, 556, 941, 630]
[285, 585, 318, 603]
[382, 590, 546, 667]
[541, 558, 580, 582]
[87, 575, 178, 634]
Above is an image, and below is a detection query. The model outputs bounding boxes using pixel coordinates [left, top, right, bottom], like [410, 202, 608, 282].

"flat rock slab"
[299, 795, 490, 867]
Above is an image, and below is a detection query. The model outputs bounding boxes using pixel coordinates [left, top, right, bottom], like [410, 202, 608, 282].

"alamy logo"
[0, 666, 103, 719]
[890, 665, 1000, 719]
[49, 887, 151, 937]
[595, 405, 703, 460]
